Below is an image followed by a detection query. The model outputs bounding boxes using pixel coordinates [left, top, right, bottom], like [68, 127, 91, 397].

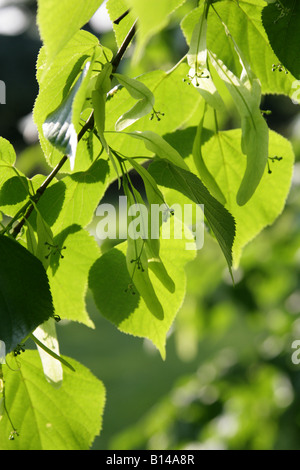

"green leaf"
[105, 64, 202, 158]
[113, 73, 155, 131]
[46, 226, 100, 328]
[37, 0, 103, 62]
[238, 111, 269, 205]
[33, 159, 110, 234]
[92, 62, 120, 180]
[262, 0, 300, 79]
[106, 0, 136, 48]
[33, 30, 104, 172]
[0, 139, 30, 217]
[0, 235, 54, 353]
[0, 138, 16, 166]
[209, 51, 269, 204]
[148, 159, 236, 271]
[196, 129, 294, 267]
[123, 181, 164, 318]
[0, 174, 29, 216]
[93, 62, 113, 140]
[127, 158, 175, 293]
[35, 211, 54, 270]
[0, 350, 105, 449]
[192, 105, 226, 205]
[187, 9, 224, 110]
[89, 222, 195, 358]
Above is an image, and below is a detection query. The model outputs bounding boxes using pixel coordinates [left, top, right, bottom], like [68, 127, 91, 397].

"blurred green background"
[2, 0, 300, 450]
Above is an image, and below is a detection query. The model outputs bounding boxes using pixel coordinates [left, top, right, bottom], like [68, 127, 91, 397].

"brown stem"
[113, 9, 130, 25]
[111, 20, 137, 73]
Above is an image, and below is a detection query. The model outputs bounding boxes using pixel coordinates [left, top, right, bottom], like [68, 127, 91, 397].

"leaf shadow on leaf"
[49, 224, 82, 276]
[43, 55, 90, 131]
[88, 248, 141, 325]
[163, 127, 214, 160]
[77, 128, 97, 166]
[29, 180, 66, 228]
[62, 55, 91, 102]
[0, 176, 29, 206]
[70, 158, 109, 185]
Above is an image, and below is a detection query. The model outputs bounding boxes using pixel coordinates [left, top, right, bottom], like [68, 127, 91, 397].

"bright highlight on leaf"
[33, 319, 63, 388]
[187, 11, 224, 110]
[43, 61, 92, 171]
[33, 30, 103, 172]
[0, 342, 5, 365]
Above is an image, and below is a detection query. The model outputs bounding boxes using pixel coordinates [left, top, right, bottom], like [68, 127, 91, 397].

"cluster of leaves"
[0, 0, 297, 449]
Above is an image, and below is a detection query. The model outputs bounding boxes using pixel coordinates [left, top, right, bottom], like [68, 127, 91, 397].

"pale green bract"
[113, 74, 155, 131]
[209, 50, 269, 205]
[33, 319, 63, 389]
[0, 342, 5, 365]
[187, 12, 224, 111]
[126, 130, 189, 171]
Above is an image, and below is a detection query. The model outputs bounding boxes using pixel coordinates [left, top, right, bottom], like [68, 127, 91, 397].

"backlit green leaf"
[0, 351, 105, 449]
[89, 221, 195, 358]
[196, 129, 294, 267]
[46, 226, 100, 328]
[37, 0, 103, 62]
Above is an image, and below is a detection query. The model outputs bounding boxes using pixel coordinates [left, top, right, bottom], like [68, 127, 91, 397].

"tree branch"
[11, 22, 137, 238]
[111, 20, 137, 73]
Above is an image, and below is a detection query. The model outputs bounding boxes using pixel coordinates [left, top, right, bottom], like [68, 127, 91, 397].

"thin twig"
[113, 9, 130, 25]
[111, 20, 137, 73]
